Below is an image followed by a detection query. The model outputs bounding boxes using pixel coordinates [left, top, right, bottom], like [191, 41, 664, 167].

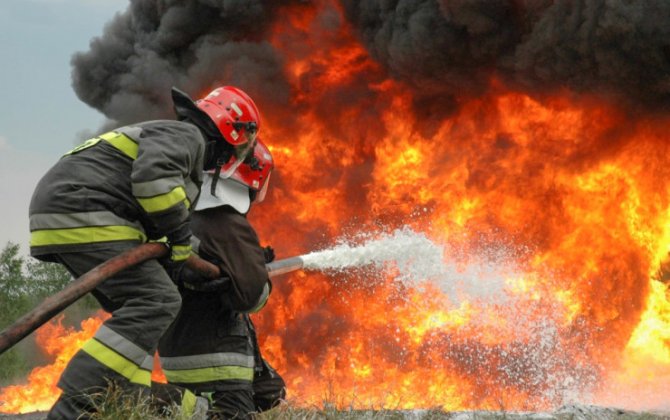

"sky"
[0, 0, 129, 256]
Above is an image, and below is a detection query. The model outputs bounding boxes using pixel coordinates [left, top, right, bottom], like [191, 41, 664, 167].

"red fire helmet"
[196, 86, 261, 178]
[226, 138, 274, 203]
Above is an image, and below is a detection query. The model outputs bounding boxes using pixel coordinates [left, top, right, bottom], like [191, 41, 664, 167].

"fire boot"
[152, 382, 209, 420]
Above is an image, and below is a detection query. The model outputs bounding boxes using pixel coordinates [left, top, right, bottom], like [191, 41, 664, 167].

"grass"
[11, 385, 669, 420]
[84, 383, 187, 420]
[256, 406, 450, 419]
[255, 404, 670, 420]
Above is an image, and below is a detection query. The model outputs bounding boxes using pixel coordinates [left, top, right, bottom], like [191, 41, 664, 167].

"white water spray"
[293, 226, 600, 405]
[301, 227, 447, 284]
[299, 226, 522, 300]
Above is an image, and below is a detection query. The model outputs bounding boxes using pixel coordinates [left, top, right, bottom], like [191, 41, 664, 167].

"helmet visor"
[256, 172, 271, 203]
[219, 131, 257, 179]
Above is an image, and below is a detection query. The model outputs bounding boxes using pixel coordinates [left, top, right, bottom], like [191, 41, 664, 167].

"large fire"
[2, 0, 670, 415]
[0, 314, 108, 413]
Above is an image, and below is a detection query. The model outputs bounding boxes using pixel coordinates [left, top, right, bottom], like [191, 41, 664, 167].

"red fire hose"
[0, 243, 220, 356]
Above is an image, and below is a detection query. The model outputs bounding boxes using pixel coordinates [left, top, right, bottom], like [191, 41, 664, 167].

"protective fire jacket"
[29, 121, 205, 259]
[159, 205, 271, 392]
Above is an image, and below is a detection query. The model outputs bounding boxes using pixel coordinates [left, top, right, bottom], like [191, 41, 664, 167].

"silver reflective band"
[248, 282, 270, 313]
[116, 125, 143, 141]
[190, 236, 201, 254]
[160, 352, 254, 370]
[95, 325, 153, 370]
[30, 211, 144, 231]
[132, 176, 184, 197]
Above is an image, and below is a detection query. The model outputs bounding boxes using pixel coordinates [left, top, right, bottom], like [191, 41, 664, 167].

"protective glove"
[175, 255, 232, 292]
[162, 258, 188, 285]
[182, 275, 231, 292]
[159, 225, 192, 286]
[262, 245, 275, 263]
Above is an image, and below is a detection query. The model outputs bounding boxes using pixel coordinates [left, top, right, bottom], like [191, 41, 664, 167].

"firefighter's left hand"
[183, 276, 231, 292]
[262, 245, 275, 263]
[162, 259, 187, 285]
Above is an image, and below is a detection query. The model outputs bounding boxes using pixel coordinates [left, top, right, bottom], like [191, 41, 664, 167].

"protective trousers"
[207, 318, 286, 419]
[46, 245, 182, 420]
[159, 297, 286, 419]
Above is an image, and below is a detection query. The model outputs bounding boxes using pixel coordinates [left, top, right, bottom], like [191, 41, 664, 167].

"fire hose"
[0, 243, 306, 356]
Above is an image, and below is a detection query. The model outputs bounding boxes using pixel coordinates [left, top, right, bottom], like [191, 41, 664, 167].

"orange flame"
[0, 313, 108, 413]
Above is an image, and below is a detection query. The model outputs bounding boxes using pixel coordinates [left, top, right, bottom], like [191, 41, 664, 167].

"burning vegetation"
[3, 0, 670, 414]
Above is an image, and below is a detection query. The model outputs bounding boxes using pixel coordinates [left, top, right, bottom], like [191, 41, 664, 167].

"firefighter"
[28, 85, 262, 419]
[157, 138, 286, 419]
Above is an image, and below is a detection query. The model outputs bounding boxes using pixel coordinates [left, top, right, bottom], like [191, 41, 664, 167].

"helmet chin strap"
[210, 159, 223, 197]
[205, 140, 233, 197]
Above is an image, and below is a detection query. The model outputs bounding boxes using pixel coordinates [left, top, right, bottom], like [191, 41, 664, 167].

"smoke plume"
[71, 0, 294, 126]
[72, 0, 670, 127]
[340, 0, 670, 112]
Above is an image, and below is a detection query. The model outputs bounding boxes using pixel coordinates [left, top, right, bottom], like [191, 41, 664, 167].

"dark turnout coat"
[29, 120, 205, 259]
[159, 205, 271, 392]
[32, 120, 207, 420]
[158, 202, 286, 417]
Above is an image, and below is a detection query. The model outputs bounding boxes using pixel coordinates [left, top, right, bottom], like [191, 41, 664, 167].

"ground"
[1, 404, 670, 420]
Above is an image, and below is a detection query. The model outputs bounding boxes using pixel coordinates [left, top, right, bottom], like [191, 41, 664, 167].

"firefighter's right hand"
[162, 259, 187, 286]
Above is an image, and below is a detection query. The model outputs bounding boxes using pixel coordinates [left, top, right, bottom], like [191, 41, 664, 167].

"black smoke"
[71, 0, 297, 127]
[72, 0, 670, 129]
[340, 0, 670, 114]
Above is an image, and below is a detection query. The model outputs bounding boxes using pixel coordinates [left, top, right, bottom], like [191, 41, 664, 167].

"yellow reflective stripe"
[163, 366, 254, 384]
[62, 131, 138, 159]
[30, 225, 147, 247]
[99, 132, 139, 160]
[63, 138, 102, 156]
[81, 339, 151, 386]
[137, 186, 189, 213]
[171, 244, 192, 262]
[181, 390, 197, 419]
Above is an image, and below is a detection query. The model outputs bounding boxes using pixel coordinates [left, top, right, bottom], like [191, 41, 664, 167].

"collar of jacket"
[195, 173, 251, 214]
